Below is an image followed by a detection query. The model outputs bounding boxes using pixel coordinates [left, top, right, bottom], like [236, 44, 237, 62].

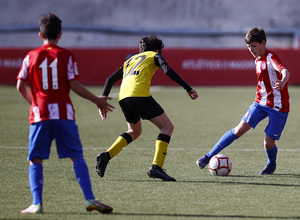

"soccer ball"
[208, 154, 232, 176]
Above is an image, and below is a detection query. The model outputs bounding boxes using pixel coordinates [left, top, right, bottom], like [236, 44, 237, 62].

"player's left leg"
[150, 113, 173, 167]
[264, 135, 277, 160]
[260, 136, 277, 175]
[72, 158, 94, 200]
[260, 109, 288, 175]
[55, 120, 112, 213]
[22, 121, 54, 214]
[55, 121, 91, 191]
[72, 157, 113, 213]
[147, 113, 176, 181]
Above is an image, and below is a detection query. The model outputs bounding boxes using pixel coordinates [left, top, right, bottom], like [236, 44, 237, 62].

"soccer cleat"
[85, 199, 113, 214]
[21, 204, 42, 214]
[259, 164, 276, 175]
[196, 155, 211, 169]
[96, 152, 109, 177]
[147, 165, 176, 181]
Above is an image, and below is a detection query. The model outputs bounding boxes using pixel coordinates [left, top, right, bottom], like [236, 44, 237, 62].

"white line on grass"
[1, 146, 300, 152]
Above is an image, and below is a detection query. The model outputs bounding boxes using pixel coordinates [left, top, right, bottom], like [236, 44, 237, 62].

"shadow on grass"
[43, 211, 300, 219]
[179, 180, 300, 187]
[110, 212, 300, 219]
[229, 174, 300, 178]
[109, 176, 300, 187]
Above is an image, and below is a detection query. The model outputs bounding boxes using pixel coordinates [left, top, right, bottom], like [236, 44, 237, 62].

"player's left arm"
[16, 79, 32, 104]
[70, 80, 114, 111]
[274, 68, 290, 91]
[155, 54, 198, 100]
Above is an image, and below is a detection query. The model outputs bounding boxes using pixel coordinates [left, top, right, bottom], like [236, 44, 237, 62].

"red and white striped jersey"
[17, 43, 79, 124]
[254, 49, 290, 112]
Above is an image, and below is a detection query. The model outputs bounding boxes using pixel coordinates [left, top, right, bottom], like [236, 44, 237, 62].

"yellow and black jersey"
[102, 51, 192, 101]
[119, 51, 159, 100]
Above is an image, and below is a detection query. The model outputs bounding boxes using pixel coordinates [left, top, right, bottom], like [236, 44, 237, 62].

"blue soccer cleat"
[196, 155, 211, 169]
[259, 164, 276, 175]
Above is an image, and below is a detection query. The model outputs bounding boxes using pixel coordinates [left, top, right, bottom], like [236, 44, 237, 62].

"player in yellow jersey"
[96, 35, 198, 181]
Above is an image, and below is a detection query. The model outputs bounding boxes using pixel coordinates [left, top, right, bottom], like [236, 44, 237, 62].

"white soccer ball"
[208, 154, 232, 176]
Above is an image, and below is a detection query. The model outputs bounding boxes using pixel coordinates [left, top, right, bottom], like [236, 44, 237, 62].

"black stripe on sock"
[157, 133, 171, 143]
[120, 133, 133, 144]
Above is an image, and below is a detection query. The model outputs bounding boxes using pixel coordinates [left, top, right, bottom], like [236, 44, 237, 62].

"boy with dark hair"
[196, 27, 290, 175]
[96, 35, 198, 181]
[17, 13, 114, 214]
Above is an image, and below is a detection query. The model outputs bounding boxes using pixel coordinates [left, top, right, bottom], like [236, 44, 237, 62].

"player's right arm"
[17, 54, 32, 104]
[16, 79, 32, 104]
[99, 66, 123, 121]
[102, 66, 123, 96]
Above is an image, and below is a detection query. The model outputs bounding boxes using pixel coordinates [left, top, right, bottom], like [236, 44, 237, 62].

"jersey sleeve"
[154, 54, 192, 92]
[17, 54, 30, 81]
[67, 54, 80, 81]
[271, 53, 286, 73]
[102, 66, 123, 96]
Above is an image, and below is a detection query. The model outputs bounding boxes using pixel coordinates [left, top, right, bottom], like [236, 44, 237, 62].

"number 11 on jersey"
[39, 58, 58, 90]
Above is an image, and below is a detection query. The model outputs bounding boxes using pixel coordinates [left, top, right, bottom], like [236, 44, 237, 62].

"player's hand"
[96, 96, 114, 111]
[97, 96, 114, 121]
[99, 108, 107, 121]
[188, 89, 198, 100]
[273, 80, 285, 91]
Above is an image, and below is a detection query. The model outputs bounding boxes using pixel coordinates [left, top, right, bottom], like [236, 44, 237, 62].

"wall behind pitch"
[1, 48, 299, 86]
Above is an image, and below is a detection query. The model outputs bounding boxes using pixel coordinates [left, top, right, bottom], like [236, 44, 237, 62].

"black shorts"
[119, 96, 164, 124]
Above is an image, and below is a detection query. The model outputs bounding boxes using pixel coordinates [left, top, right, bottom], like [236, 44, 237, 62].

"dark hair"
[139, 35, 164, 53]
[245, 27, 266, 44]
[39, 13, 62, 40]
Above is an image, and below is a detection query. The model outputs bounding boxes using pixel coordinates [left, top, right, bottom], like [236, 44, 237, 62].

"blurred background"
[1, 0, 300, 48]
[1, 0, 300, 85]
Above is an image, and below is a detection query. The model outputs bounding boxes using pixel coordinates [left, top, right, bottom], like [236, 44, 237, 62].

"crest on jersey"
[261, 62, 266, 70]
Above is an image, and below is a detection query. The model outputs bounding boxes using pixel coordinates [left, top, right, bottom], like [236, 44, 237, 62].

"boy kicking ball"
[197, 27, 290, 175]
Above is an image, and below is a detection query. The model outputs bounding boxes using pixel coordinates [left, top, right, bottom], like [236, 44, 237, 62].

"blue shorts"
[27, 120, 83, 161]
[242, 102, 288, 140]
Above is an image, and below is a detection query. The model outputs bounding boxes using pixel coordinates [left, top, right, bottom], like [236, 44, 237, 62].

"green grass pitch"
[0, 85, 299, 220]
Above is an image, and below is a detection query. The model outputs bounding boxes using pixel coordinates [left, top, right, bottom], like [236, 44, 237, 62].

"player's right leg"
[96, 98, 142, 177]
[196, 103, 263, 169]
[96, 129, 135, 177]
[196, 128, 241, 169]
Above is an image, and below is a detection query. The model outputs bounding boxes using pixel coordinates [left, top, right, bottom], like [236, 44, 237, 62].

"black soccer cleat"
[147, 165, 176, 181]
[96, 152, 110, 177]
